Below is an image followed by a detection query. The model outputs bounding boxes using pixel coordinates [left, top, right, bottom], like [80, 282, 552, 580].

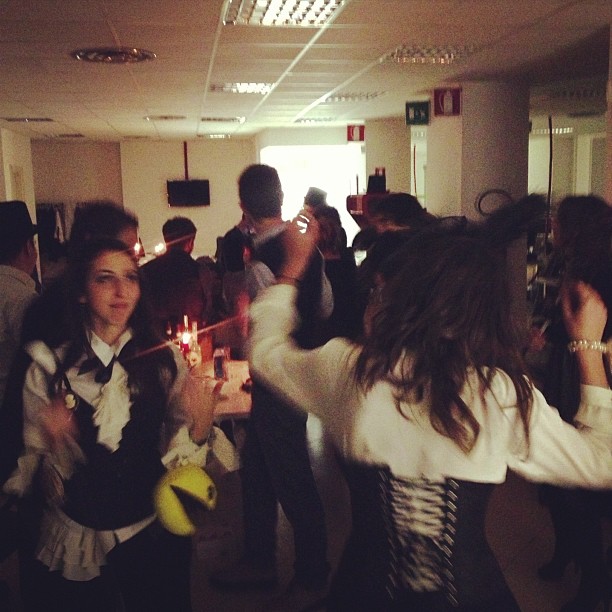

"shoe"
[262, 579, 328, 612]
[537, 556, 571, 581]
[209, 557, 278, 591]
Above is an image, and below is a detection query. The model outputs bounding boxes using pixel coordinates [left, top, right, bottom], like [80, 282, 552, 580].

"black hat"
[0, 200, 37, 244]
[304, 187, 327, 208]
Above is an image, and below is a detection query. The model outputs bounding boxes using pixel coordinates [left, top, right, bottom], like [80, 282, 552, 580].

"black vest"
[253, 230, 326, 349]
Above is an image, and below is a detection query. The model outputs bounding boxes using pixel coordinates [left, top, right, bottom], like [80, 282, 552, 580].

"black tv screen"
[167, 179, 210, 207]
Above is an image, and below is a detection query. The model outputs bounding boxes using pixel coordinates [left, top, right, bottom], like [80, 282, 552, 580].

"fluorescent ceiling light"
[386, 45, 472, 65]
[210, 82, 274, 94]
[323, 91, 385, 103]
[531, 127, 574, 135]
[223, 0, 344, 26]
[294, 117, 335, 123]
[201, 116, 246, 123]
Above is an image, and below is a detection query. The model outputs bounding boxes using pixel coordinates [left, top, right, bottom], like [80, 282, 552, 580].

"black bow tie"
[78, 355, 116, 384]
[78, 340, 135, 384]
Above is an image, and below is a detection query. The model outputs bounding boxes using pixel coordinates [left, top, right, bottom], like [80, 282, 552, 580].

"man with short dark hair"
[0, 201, 38, 410]
[141, 216, 210, 335]
[0, 201, 38, 605]
[211, 164, 332, 611]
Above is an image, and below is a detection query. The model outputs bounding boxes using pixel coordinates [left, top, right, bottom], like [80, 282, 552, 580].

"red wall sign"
[433, 88, 462, 116]
[347, 125, 365, 141]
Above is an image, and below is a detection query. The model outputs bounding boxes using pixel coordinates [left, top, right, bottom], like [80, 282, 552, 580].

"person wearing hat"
[0, 200, 38, 607]
[0, 200, 38, 410]
[303, 186, 328, 212]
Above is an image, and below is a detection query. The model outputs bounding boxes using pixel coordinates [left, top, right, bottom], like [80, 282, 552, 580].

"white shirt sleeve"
[248, 283, 355, 423]
[503, 379, 612, 488]
[245, 260, 276, 301]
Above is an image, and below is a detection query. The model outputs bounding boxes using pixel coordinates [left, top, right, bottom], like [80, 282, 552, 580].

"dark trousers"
[540, 485, 610, 592]
[19, 517, 192, 612]
[240, 383, 329, 587]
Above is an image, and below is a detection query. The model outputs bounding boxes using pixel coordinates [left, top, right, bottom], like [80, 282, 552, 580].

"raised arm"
[276, 212, 319, 286]
[561, 280, 609, 388]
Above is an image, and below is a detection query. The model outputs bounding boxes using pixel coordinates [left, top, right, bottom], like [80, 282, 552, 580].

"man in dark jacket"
[141, 216, 210, 336]
[211, 164, 332, 611]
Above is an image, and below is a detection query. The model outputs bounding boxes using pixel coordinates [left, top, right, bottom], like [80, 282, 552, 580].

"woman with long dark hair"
[4, 238, 211, 611]
[535, 194, 612, 611]
[247, 205, 611, 611]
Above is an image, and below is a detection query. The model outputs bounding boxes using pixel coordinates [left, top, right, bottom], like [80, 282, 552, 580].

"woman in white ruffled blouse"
[5, 237, 212, 611]
[248, 210, 612, 611]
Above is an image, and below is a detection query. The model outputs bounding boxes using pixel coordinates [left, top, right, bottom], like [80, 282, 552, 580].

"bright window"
[260, 143, 365, 245]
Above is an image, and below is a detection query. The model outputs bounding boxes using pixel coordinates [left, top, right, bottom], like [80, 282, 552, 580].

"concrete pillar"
[425, 80, 531, 332]
[463, 80, 531, 333]
[424, 113, 462, 217]
[460, 81, 530, 218]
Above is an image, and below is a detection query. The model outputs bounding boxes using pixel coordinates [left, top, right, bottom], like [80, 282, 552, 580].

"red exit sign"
[347, 125, 365, 141]
[433, 88, 462, 116]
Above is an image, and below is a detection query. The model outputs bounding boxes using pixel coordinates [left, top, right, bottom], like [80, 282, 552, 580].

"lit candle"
[180, 330, 191, 356]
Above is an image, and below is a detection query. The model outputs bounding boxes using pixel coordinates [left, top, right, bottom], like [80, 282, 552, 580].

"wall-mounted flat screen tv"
[167, 179, 210, 207]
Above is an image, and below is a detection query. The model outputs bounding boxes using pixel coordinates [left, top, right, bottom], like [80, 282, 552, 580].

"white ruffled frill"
[37, 506, 155, 581]
[90, 362, 132, 452]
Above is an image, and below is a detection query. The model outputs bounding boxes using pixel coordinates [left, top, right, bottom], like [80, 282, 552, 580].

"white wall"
[31, 141, 123, 207]
[1, 128, 36, 212]
[364, 117, 411, 193]
[1, 128, 38, 276]
[120, 139, 256, 258]
[529, 132, 607, 202]
[257, 126, 348, 149]
[28, 119, 420, 259]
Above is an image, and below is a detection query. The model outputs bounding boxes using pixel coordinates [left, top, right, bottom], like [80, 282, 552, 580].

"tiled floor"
[1, 416, 609, 611]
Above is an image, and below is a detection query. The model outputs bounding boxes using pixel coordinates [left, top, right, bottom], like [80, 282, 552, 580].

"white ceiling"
[0, 0, 610, 141]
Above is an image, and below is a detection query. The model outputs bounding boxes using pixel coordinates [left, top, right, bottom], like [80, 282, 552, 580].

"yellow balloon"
[154, 464, 217, 536]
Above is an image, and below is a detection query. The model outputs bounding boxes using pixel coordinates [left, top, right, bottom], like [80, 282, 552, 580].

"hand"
[526, 326, 547, 352]
[280, 211, 319, 280]
[561, 280, 607, 341]
[40, 394, 80, 453]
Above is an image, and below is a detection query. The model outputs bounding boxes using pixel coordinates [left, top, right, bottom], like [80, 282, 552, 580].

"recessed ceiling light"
[223, 0, 344, 26]
[2, 117, 54, 122]
[210, 83, 274, 95]
[385, 45, 472, 65]
[202, 134, 231, 139]
[144, 115, 186, 121]
[71, 47, 156, 63]
[201, 116, 246, 123]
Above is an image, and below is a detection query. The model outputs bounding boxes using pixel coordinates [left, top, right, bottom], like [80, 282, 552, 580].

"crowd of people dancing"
[0, 169, 610, 611]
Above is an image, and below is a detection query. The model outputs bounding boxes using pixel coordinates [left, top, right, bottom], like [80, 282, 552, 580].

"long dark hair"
[354, 197, 544, 452]
[49, 237, 177, 400]
[556, 195, 612, 315]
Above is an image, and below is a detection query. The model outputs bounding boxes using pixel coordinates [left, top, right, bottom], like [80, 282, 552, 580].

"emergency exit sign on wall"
[406, 101, 430, 125]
